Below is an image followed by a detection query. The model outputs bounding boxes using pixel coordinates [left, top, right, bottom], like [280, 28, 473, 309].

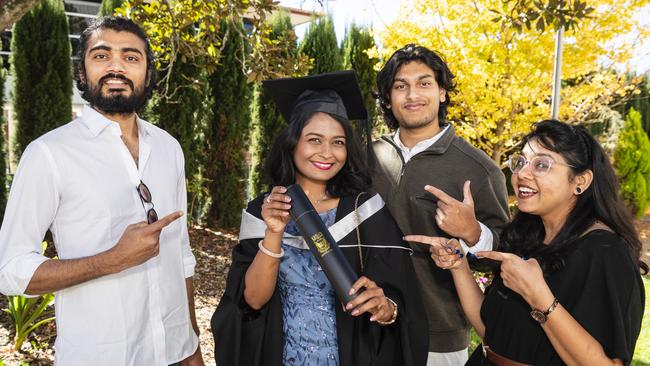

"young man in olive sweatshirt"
[372, 44, 510, 366]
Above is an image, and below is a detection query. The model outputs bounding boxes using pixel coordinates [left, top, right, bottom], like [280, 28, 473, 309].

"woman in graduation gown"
[408, 120, 645, 365]
[211, 71, 428, 366]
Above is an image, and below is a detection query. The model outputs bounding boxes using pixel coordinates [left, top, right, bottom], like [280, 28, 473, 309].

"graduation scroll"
[286, 184, 359, 304]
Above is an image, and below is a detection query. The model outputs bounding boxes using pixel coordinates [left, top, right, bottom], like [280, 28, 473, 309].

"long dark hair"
[503, 120, 648, 274]
[264, 111, 371, 197]
[375, 44, 456, 130]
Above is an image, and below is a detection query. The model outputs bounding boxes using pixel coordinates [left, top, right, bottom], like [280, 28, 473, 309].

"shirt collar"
[392, 124, 450, 153]
[78, 105, 151, 138]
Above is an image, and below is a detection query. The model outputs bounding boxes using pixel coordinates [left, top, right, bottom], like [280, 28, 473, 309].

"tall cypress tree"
[0, 58, 7, 219]
[98, 0, 124, 16]
[149, 61, 208, 222]
[248, 12, 296, 198]
[204, 20, 252, 228]
[342, 24, 378, 126]
[11, 0, 71, 160]
[299, 16, 342, 75]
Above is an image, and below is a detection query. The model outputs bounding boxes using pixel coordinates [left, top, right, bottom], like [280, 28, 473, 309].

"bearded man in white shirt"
[0, 17, 203, 366]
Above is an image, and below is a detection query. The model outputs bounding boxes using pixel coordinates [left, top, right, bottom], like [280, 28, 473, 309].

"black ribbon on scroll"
[286, 184, 359, 304]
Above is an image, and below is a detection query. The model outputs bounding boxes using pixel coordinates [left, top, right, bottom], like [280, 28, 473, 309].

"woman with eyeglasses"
[406, 120, 646, 365]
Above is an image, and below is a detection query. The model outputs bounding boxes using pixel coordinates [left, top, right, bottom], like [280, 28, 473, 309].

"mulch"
[1, 220, 650, 365]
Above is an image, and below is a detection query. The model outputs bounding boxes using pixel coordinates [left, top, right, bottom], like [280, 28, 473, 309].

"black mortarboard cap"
[262, 70, 368, 123]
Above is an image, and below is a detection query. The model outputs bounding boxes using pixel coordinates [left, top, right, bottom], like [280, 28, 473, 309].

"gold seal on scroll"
[311, 232, 331, 256]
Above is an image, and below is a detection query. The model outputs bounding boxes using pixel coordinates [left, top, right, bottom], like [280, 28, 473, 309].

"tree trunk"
[0, 0, 42, 31]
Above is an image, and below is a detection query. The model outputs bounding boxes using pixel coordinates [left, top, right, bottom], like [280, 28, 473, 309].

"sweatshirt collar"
[392, 124, 450, 157]
[383, 124, 456, 156]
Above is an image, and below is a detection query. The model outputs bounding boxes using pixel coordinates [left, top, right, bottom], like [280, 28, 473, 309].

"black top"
[211, 193, 429, 366]
[474, 230, 644, 365]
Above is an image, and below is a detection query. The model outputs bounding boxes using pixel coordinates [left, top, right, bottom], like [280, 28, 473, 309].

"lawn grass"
[467, 275, 650, 364]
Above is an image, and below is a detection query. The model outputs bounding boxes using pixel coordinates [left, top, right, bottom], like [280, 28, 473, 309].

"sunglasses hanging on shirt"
[137, 181, 158, 224]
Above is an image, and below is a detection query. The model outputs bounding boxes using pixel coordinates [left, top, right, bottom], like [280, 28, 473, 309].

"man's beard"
[82, 73, 149, 114]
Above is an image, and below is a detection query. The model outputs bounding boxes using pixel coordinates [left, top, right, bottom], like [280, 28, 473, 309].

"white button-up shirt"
[0, 106, 198, 365]
[393, 127, 494, 253]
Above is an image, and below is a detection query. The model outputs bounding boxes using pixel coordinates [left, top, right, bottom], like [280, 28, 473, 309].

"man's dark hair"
[73, 16, 157, 100]
[264, 111, 371, 197]
[375, 44, 456, 130]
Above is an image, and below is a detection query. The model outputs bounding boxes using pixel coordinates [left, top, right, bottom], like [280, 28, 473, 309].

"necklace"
[310, 192, 330, 205]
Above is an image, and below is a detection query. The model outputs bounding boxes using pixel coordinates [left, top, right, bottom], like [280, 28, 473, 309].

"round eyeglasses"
[137, 181, 158, 224]
[508, 154, 575, 177]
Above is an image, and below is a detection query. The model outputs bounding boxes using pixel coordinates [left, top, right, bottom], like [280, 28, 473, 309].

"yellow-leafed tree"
[372, 0, 649, 164]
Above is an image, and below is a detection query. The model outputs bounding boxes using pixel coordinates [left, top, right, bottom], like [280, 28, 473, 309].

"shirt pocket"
[411, 193, 439, 215]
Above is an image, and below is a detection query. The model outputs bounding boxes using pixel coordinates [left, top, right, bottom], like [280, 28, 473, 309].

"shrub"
[2, 243, 55, 351]
[11, 0, 71, 160]
[204, 20, 252, 228]
[342, 24, 378, 124]
[98, 0, 124, 16]
[299, 16, 342, 75]
[148, 60, 209, 223]
[248, 12, 296, 198]
[0, 58, 7, 219]
[614, 108, 650, 217]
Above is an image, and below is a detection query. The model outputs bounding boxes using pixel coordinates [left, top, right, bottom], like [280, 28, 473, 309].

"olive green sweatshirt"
[371, 125, 510, 352]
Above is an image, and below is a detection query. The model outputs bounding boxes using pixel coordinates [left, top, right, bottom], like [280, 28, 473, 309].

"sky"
[278, 0, 650, 74]
[279, 0, 401, 44]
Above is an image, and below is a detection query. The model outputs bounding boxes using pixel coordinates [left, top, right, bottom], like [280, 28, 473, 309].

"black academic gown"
[211, 193, 428, 366]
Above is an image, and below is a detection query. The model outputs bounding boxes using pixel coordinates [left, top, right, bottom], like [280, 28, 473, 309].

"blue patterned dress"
[278, 208, 339, 366]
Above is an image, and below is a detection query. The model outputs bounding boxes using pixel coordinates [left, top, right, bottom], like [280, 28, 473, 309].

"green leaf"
[4, 292, 55, 350]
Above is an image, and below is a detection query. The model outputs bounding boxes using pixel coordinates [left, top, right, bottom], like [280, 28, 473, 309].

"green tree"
[490, 0, 594, 33]
[300, 16, 342, 75]
[615, 108, 650, 217]
[11, 0, 71, 160]
[623, 75, 650, 137]
[342, 24, 378, 127]
[204, 20, 252, 228]
[148, 60, 208, 222]
[119, 0, 308, 96]
[374, 0, 646, 164]
[2, 242, 55, 351]
[248, 12, 297, 198]
[0, 58, 7, 218]
[98, 0, 123, 16]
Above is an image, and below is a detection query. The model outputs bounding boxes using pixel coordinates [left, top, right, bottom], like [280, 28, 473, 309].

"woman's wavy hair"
[264, 111, 371, 197]
[502, 120, 648, 274]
